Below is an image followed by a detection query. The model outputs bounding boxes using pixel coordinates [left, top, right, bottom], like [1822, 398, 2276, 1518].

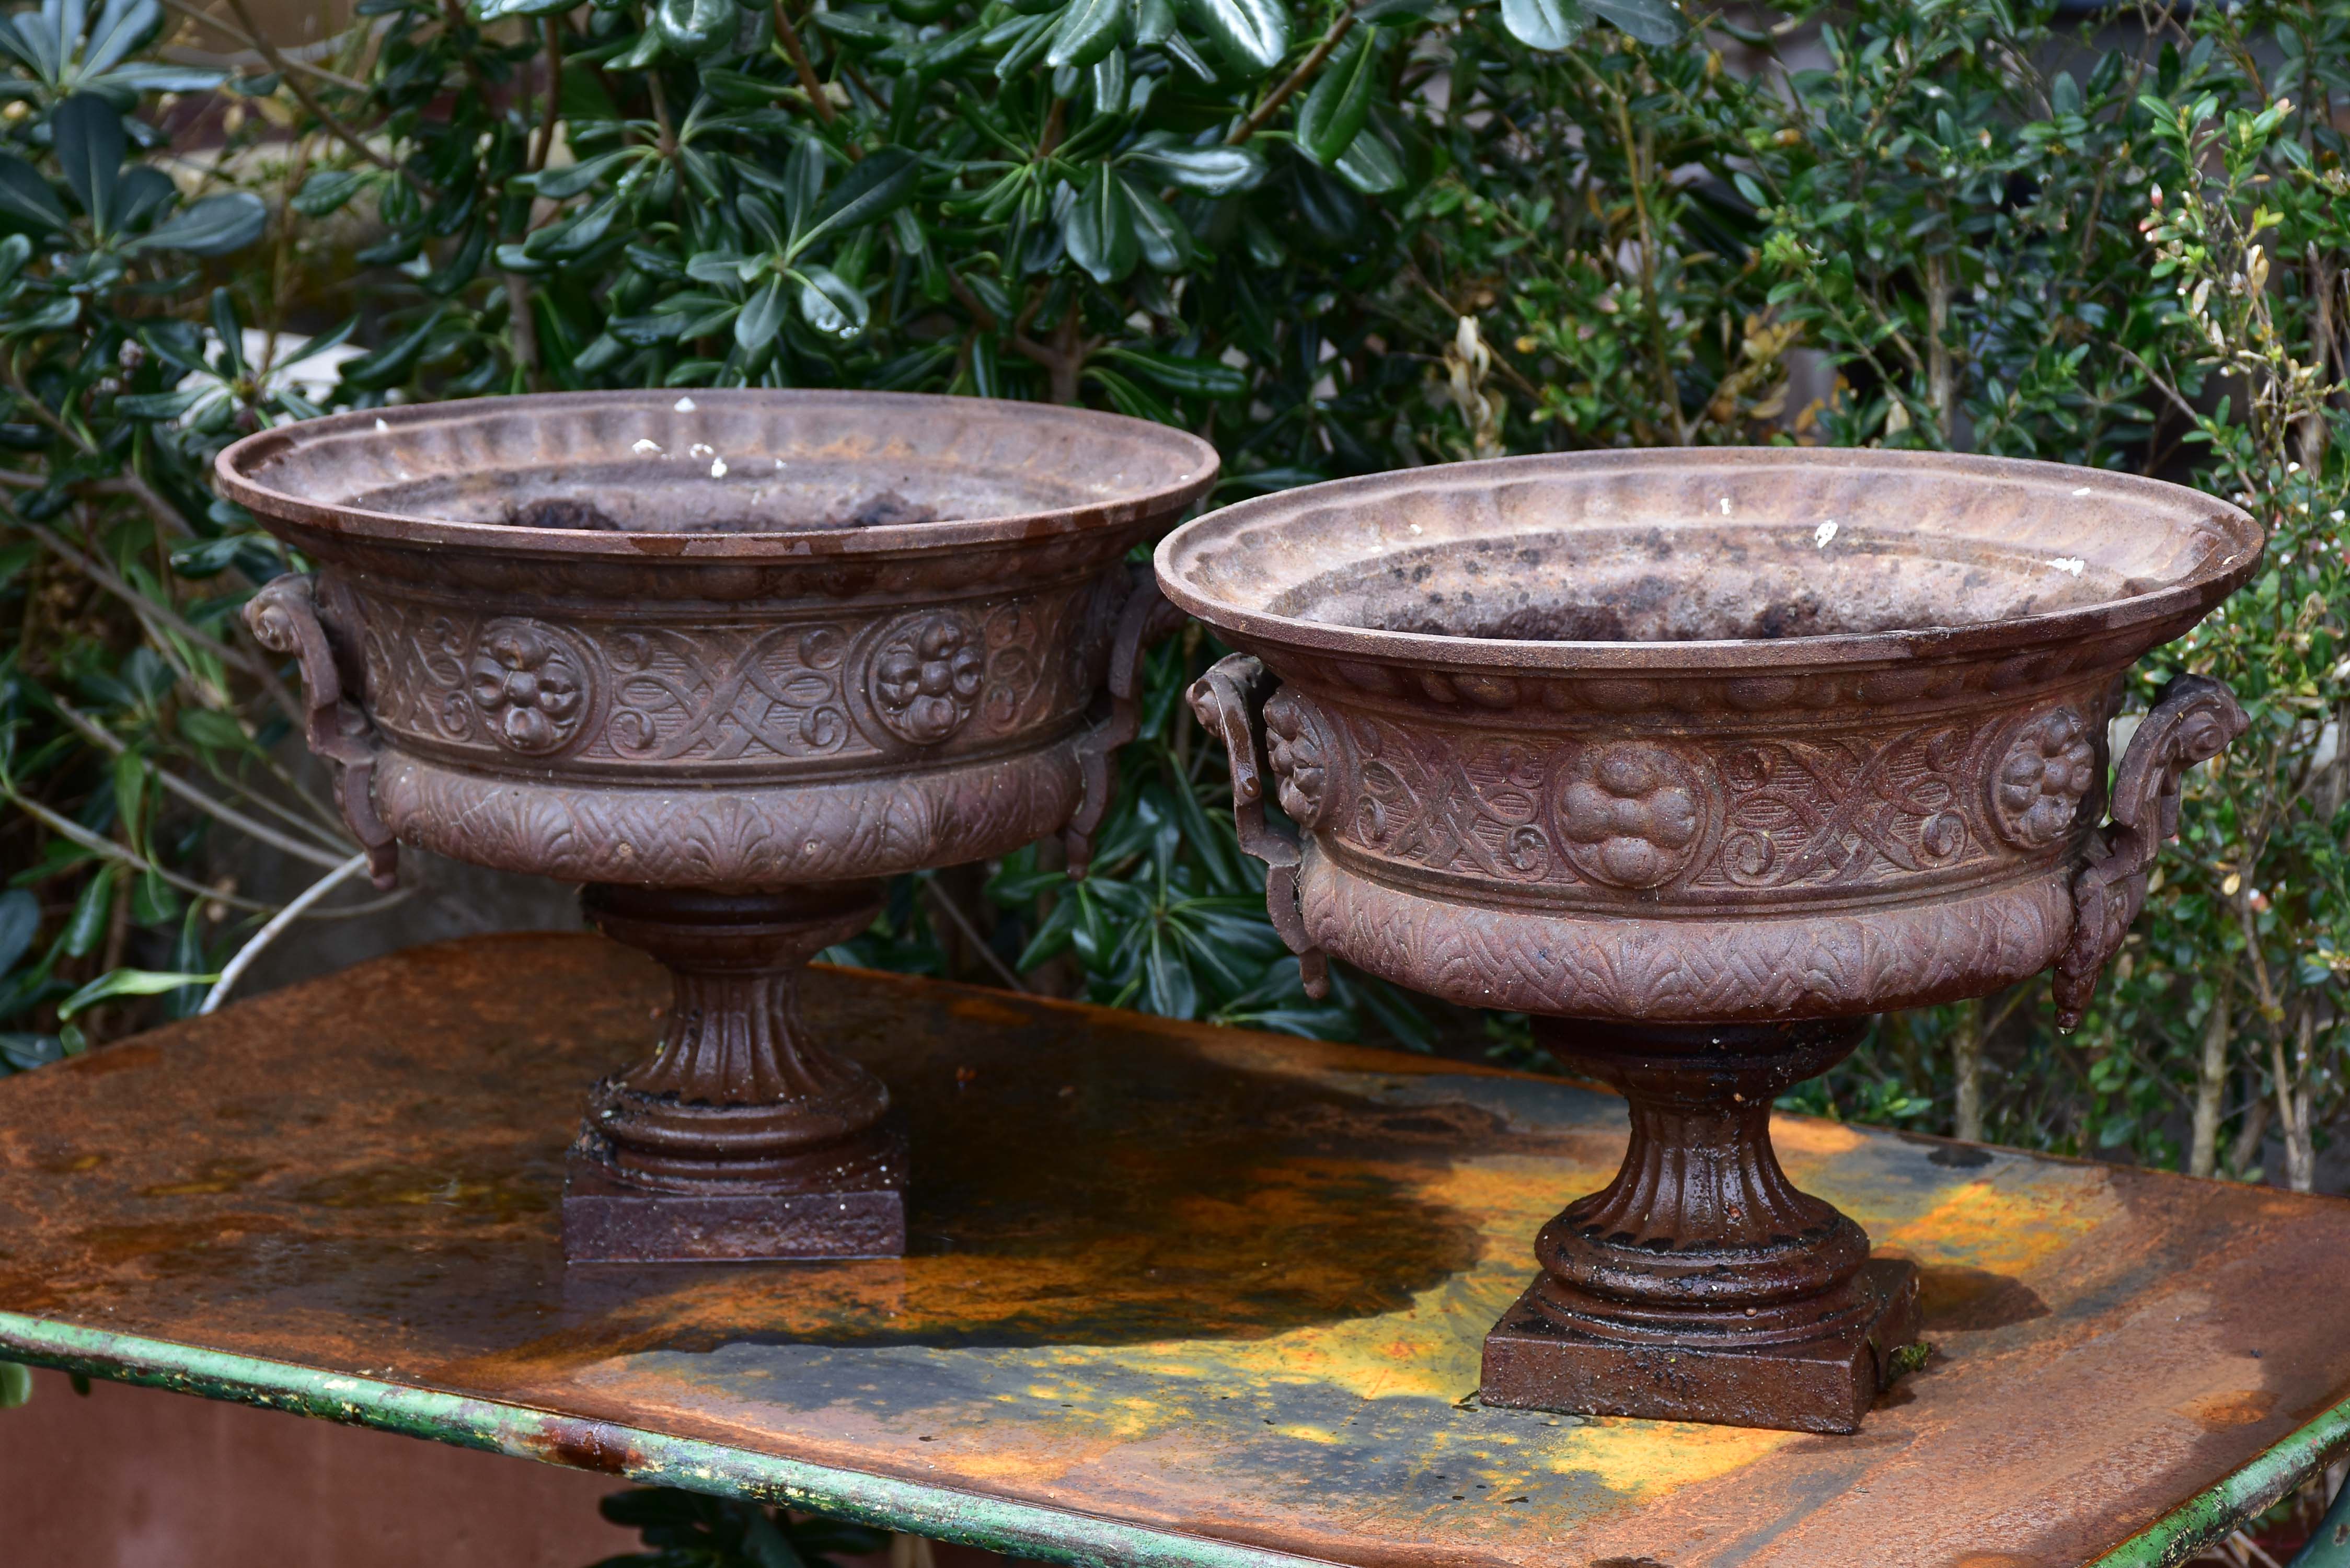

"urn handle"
[243, 572, 399, 889]
[1064, 566, 1189, 877]
[1185, 653, 1330, 999]
[2052, 673, 2248, 1031]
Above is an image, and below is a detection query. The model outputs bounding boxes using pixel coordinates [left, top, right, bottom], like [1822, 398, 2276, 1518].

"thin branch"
[770, 0, 838, 125]
[922, 877, 1028, 994]
[200, 852, 372, 1013]
[49, 698, 353, 870]
[529, 15, 564, 173]
[4, 788, 278, 912]
[220, 0, 422, 191]
[1229, 1, 1362, 145]
[25, 522, 304, 727]
[156, 0, 372, 93]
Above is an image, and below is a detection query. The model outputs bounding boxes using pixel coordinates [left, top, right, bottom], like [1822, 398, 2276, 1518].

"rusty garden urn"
[1159, 448, 2260, 1433]
[220, 389, 1214, 1263]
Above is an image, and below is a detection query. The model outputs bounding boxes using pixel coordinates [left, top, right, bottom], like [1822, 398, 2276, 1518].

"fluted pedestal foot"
[560, 882, 907, 1263]
[1479, 1018, 1920, 1433]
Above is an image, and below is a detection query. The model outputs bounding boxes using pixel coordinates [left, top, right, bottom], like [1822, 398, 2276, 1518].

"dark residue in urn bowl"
[1176, 446, 2254, 654]
[220, 387, 1203, 548]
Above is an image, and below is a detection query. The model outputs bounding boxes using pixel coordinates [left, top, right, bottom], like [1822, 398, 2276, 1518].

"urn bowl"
[1158, 447, 2262, 1026]
[221, 389, 1218, 891]
[221, 389, 1216, 1265]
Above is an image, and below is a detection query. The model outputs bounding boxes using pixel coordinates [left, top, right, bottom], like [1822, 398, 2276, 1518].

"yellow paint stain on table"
[1876, 1168, 2116, 1274]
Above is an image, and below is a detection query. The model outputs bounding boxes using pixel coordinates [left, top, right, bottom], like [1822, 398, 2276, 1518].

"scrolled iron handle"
[243, 572, 399, 889]
[1184, 652, 1330, 999]
[2052, 673, 2249, 1031]
[1064, 565, 1190, 878]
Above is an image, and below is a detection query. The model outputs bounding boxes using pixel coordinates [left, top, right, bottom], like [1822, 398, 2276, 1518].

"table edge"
[6, 1309, 2346, 1568]
[2089, 1390, 2350, 1568]
[0, 1310, 1345, 1568]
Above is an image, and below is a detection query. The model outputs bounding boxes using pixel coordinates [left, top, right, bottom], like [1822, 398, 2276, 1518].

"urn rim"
[217, 389, 1220, 560]
[1155, 448, 2263, 674]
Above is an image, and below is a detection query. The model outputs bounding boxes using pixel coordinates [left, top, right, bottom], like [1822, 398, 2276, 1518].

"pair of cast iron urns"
[222, 391, 2260, 1436]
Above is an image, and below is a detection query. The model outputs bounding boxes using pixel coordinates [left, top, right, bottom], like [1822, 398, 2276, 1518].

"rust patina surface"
[0, 934, 2345, 1567]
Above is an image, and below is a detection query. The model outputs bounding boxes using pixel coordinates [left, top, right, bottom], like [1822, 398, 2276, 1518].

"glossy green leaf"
[1047, 0, 1125, 68]
[779, 136, 826, 236]
[1294, 26, 1380, 166]
[796, 146, 920, 254]
[128, 191, 266, 256]
[0, 888, 39, 977]
[0, 155, 66, 230]
[1100, 344, 1243, 396]
[61, 868, 116, 960]
[734, 274, 787, 350]
[1333, 125, 1404, 192]
[993, 11, 1056, 77]
[1063, 164, 1138, 283]
[795, 264, 870, 339]
[1121, 178, 1190, 270]
[1179, 0, 1286, 73]
[1500, 0, 1586, 51]
[654, 0, 736, 59]
[336, 309, 447, 390]
[291, 167, 365, 217]
[54, 94, 124, 230]
[1585, 0, 1681, 44]
[1130, 0, 1175, 43]
[529, 149, 637, 201]
[58, 967, 222, 1021]
[1128, 141, 1265, 194]
[83, 0, 166, 78]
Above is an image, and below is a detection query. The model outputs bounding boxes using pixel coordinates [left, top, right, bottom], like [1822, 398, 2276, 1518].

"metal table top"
[0, 934, 2342, 1567]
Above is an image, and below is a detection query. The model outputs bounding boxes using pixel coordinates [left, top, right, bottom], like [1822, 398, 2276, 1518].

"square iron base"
[1478, 1258, 1920, 1434]
[560, 1137, 907, 1264]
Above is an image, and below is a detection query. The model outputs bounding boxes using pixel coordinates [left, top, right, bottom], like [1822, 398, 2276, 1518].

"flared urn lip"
[1155, 447, 2264, 673]
[216, 388, 1220, 561]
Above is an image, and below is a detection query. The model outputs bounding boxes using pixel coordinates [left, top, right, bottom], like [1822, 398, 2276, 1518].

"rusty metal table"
[0, 935, 2343, 1567]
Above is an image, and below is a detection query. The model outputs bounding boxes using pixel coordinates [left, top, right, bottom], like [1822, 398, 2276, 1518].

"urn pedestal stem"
[1480, 1018, 1919, 1434]
[563, 882, 908, 1262]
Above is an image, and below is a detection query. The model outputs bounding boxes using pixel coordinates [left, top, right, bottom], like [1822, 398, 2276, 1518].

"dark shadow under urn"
[1161, 447, 2262, 1431]
[222, 390, 1215, 1262]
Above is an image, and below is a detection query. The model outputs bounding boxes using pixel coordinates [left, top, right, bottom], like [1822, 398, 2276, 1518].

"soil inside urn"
[349, 458, 1086, 535]
[1271, 526, 2146, 642]
[501, 487, 940, 534]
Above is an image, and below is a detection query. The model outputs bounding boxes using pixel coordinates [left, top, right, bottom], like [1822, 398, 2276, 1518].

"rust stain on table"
[0, 933, 2344, 1568]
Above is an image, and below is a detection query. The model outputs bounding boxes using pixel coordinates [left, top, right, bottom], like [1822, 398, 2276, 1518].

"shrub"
[0, 0, 2340, 1191]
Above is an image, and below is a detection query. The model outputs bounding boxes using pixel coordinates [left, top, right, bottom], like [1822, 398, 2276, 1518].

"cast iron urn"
[221, 389, 1214, 1264]
[1157, 448, 2261, 1433]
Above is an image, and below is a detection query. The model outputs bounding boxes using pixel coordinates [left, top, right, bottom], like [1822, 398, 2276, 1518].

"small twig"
[4, 789, 277, 912]
[1229, 1, 1362, 145]
[112, 469, 198, 541]
[156, 0, 372, 93]
[49, 698, 353, 870]
[200, 852, 372, 1013]
[299, 885, 415, 920]
[923, 876, 1029, 994]
[529, 16, 564, 174]
[221, 0, 423, 192]
[770, 0, 838, 125]
[25, 522, 304, 727]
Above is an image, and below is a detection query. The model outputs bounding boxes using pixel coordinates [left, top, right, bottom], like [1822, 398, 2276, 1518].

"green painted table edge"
[3, 1307, 2344, 1568]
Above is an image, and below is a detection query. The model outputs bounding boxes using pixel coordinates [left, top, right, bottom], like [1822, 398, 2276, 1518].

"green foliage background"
[0, 0, 2342, 1267]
